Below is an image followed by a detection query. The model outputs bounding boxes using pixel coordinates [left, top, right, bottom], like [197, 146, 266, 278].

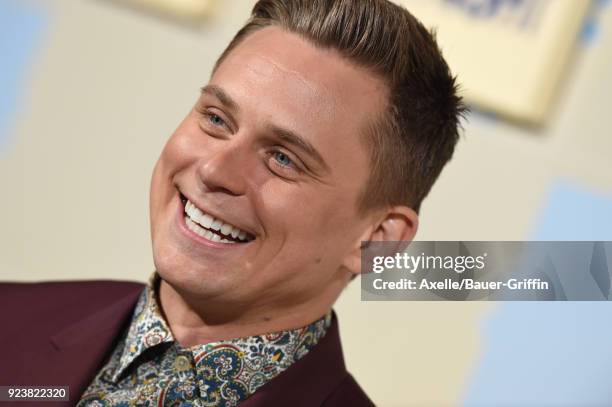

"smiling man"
[0, 0, 464, 406]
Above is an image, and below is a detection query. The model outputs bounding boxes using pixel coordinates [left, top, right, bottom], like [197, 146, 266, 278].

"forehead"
[210, 26, 388, 146]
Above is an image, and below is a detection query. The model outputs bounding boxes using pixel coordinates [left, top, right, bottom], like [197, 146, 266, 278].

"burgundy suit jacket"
[0, 281, 375, 407]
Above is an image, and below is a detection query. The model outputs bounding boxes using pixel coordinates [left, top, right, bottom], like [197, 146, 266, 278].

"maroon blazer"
[0, 281, 375, 407]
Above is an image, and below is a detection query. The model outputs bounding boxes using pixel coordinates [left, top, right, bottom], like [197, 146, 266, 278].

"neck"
[158, 279, 340, 347]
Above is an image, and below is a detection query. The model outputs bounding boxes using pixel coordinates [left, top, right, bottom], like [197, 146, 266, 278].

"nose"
[196, 139, 248, 196]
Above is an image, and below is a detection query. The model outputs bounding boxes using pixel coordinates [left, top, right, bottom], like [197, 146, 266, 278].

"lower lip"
[175, 194, 250, 249]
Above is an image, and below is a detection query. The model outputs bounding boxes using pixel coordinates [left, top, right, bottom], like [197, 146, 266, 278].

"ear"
[342, 206, 419, 276]
[368, 205, 419, 243]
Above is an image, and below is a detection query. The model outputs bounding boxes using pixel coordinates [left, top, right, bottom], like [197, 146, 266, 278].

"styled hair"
[214, 0, 466, 213]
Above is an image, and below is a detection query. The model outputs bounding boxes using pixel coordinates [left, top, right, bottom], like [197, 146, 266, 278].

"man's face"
[150, 26, 387, 311]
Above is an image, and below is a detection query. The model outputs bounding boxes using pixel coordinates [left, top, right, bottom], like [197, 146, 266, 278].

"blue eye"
[274, 151, 293, 168]
[208, 114, 225, 127]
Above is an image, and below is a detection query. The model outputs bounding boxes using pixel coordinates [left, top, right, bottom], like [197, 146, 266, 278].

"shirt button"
[174, 354, 193, 372]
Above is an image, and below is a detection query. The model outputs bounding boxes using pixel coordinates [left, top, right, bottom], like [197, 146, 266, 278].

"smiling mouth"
[179, 193, 255, 244]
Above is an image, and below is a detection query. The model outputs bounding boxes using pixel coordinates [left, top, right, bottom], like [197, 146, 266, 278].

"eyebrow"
[200, 85, 239, 113]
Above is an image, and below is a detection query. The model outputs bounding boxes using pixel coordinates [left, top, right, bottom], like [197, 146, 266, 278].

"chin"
[153, 248, 235, 297]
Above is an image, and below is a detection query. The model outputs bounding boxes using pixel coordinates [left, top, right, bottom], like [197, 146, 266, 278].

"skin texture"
[149, 26, 418, 346]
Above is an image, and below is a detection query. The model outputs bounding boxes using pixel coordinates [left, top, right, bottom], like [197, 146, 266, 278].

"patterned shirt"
[77, 274, 331, 406]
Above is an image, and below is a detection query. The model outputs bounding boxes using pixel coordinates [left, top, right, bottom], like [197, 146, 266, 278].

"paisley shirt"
[77, 274, 332, 407]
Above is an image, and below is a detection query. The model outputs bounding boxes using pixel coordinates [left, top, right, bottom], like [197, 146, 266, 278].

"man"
[0, 0, 464, 405]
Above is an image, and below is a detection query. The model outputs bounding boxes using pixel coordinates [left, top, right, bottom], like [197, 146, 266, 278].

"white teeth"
[185, 200, 213, 230]
[193, 205, 204, 220]
[210, 219, 222, 232]
[183, 198, 252, 243]
[185, 216, 233, 244]
[185, 216, 207, 239]
[200, 213, 213, 229]
[220, 223, 232, 236]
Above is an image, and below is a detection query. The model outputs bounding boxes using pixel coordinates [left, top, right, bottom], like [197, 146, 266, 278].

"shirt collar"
[111, 272, 332, 387]
[111, 273, 172, 381]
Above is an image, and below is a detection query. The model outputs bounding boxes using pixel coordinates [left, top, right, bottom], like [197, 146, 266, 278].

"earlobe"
[342, 245, 365, 277]
[341, 206, 419, 277]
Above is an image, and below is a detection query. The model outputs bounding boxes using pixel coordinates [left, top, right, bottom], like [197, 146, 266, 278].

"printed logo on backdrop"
[361, 242, 612, 301]
[443, 0, 550, 30]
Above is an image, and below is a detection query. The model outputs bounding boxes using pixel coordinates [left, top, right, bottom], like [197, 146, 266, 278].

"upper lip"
[179, 190, 256, 238]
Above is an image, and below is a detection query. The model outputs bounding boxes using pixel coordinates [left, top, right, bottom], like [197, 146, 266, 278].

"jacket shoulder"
[0, 279, 144, 301]
[0, 280, 145, 324]
[322, 374, 376, 407]
[0, 280, 145, 394]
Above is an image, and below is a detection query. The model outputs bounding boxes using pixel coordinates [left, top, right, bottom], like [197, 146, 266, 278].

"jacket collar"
[240, 311, 349, 407]
[47, 283, 145, 406]
[50, 286, 143, 351]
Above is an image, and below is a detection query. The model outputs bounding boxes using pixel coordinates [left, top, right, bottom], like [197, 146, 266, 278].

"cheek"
[261, 181, 362, 245]
[150, 128, 198, 222]
[162, 130, 198, 168]
[161, 112, 204, 170]
[153, 129, 201, 190]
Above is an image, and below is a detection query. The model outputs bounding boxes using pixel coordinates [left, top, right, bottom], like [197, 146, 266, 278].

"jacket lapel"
[240, 312, 348, 407]
[48, 287, 143, 405]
